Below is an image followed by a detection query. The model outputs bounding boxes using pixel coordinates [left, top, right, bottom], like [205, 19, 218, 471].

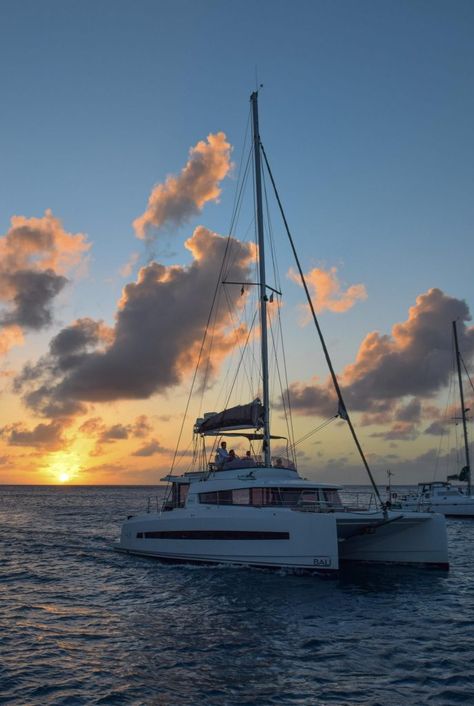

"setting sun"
[46, 451, 82, 484]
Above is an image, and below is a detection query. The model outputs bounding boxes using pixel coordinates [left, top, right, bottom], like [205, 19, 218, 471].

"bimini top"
[194, 399, 264, 435]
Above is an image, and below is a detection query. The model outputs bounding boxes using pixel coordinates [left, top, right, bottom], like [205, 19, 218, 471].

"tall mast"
[251, 90, 271, 466]
[453, 320, 471, 493]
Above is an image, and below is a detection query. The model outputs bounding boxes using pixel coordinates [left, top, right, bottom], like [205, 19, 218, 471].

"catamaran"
[118, 91, 449, 573]
[396, 320, 473, 518]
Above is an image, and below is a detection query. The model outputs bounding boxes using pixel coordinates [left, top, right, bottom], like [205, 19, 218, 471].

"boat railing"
[207, 457, 297, 473]
[338, 491, 381, 511]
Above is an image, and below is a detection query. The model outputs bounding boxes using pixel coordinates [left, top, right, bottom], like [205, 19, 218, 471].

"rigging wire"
[433, 341, 456, 481]
[202, 149, 254, 412]
[261, 163, 296, 456]
[461, 355, 474, 395]
[290, 415, 338, 449]
[222, 284, 259, 400]
[170, 111, 253, 474]
[259, 140, 384, 509]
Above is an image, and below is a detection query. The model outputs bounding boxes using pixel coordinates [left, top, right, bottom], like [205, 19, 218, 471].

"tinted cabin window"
[200, 491, 218, 504]
[233, 488, 250, 505]
[250, 487, 275, 505]
[179, 484, 189, 507]
[169, 483, 190, 508]
[321, 489, 342, 507]
[199, 490, 233, 505]
[199, 487, 330, 507]
[251, 487, 264, 506]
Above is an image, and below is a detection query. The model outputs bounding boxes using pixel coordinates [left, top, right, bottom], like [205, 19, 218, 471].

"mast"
[251, 90, 271, 466]
[453, 320, 471, 493]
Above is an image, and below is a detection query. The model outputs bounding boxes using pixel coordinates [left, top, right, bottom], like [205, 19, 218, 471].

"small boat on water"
[118, 91, 449, 573]
[396, 321, 473, 518]
[396, 481, 474, 518]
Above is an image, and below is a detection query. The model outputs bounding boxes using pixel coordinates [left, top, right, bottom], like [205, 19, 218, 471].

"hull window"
[136, 530, 289, 540]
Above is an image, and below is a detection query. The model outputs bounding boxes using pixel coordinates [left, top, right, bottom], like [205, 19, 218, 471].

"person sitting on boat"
[215, 441, 229, 468]
[224, 449, 241, 469]
[238, 450, 254, 467]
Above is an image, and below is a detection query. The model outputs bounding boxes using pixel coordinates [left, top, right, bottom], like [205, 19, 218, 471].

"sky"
[1, 0, 473, 486]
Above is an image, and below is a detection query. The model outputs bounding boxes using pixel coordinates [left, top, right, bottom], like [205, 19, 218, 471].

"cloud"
[78, 415, 154, 451]
[0, 211, 90, 355]
[132, 438, 163, 457]
[133, 132, 232, 239]
[282, 378, 338, 417]
[287, 288, 474, 420]
[119, 252, 140, 278]
[289, 266, 367, 317]
[132, 415, 153, 438]
[394, 398, 421, 423]
[0, 420, 66, 450]
[99, 424, 130, 442]
[16, 228, 254, 417]
[299, 447, 456, 485]
[370, 421, 419, 441]
[424, 420, 449, 436]
[0, 325, 24, 356]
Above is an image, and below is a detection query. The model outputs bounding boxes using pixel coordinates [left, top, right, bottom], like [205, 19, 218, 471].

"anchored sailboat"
[118, 92, 449, 571]
[398, 320, 474, 517]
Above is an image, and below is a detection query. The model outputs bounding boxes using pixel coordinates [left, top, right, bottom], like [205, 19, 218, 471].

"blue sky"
[1, 0, 473, 484]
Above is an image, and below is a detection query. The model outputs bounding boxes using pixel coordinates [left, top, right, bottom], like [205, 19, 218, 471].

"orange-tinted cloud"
[16, 228, 254, 417]
[119, 252, 140, 278]
[0, 325, 24, 356]
[133, 132, 232, 239]
[286, 288, 474, 424]
[289, 266, 367, 317]
[0, 210, 89, 274]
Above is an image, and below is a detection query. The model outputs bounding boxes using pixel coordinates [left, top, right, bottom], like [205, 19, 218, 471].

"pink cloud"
[133, 132, 232, 239]
[289, 265, 367, 317]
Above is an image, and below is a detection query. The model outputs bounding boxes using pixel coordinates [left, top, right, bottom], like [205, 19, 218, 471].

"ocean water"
[1, 485, 473, 706]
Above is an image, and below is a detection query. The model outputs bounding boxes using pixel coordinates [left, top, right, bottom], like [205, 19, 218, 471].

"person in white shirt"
[216, 441, 229, 467]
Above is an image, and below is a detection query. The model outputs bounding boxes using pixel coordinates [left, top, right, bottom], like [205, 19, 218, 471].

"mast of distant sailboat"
[453, 320, 471, 494]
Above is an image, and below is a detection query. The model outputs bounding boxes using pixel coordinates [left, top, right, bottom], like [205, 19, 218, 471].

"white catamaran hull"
[119, 507, 449, 572]
[337, 512, 448, 568]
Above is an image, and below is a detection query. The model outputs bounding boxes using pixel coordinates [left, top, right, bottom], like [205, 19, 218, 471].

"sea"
[1, 485, 473, 706]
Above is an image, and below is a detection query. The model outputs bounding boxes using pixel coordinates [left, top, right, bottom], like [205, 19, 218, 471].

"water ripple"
[1, 486, 474, 704]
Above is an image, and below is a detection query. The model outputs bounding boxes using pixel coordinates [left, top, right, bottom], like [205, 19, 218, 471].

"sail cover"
[195, 400, 264, 435]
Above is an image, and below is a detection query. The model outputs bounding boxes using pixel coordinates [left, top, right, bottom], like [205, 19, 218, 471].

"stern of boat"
[337, 511, 449, 570]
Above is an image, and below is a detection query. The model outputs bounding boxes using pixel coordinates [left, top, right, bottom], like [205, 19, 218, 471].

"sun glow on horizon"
[46, 450, 82, 484]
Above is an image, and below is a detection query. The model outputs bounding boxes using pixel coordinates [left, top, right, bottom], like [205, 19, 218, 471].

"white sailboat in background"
[118, 91, 449, 572]
[397, 320, 474, 517]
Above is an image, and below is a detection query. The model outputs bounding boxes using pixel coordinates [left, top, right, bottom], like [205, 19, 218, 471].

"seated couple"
[215, 441, 254, 469]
